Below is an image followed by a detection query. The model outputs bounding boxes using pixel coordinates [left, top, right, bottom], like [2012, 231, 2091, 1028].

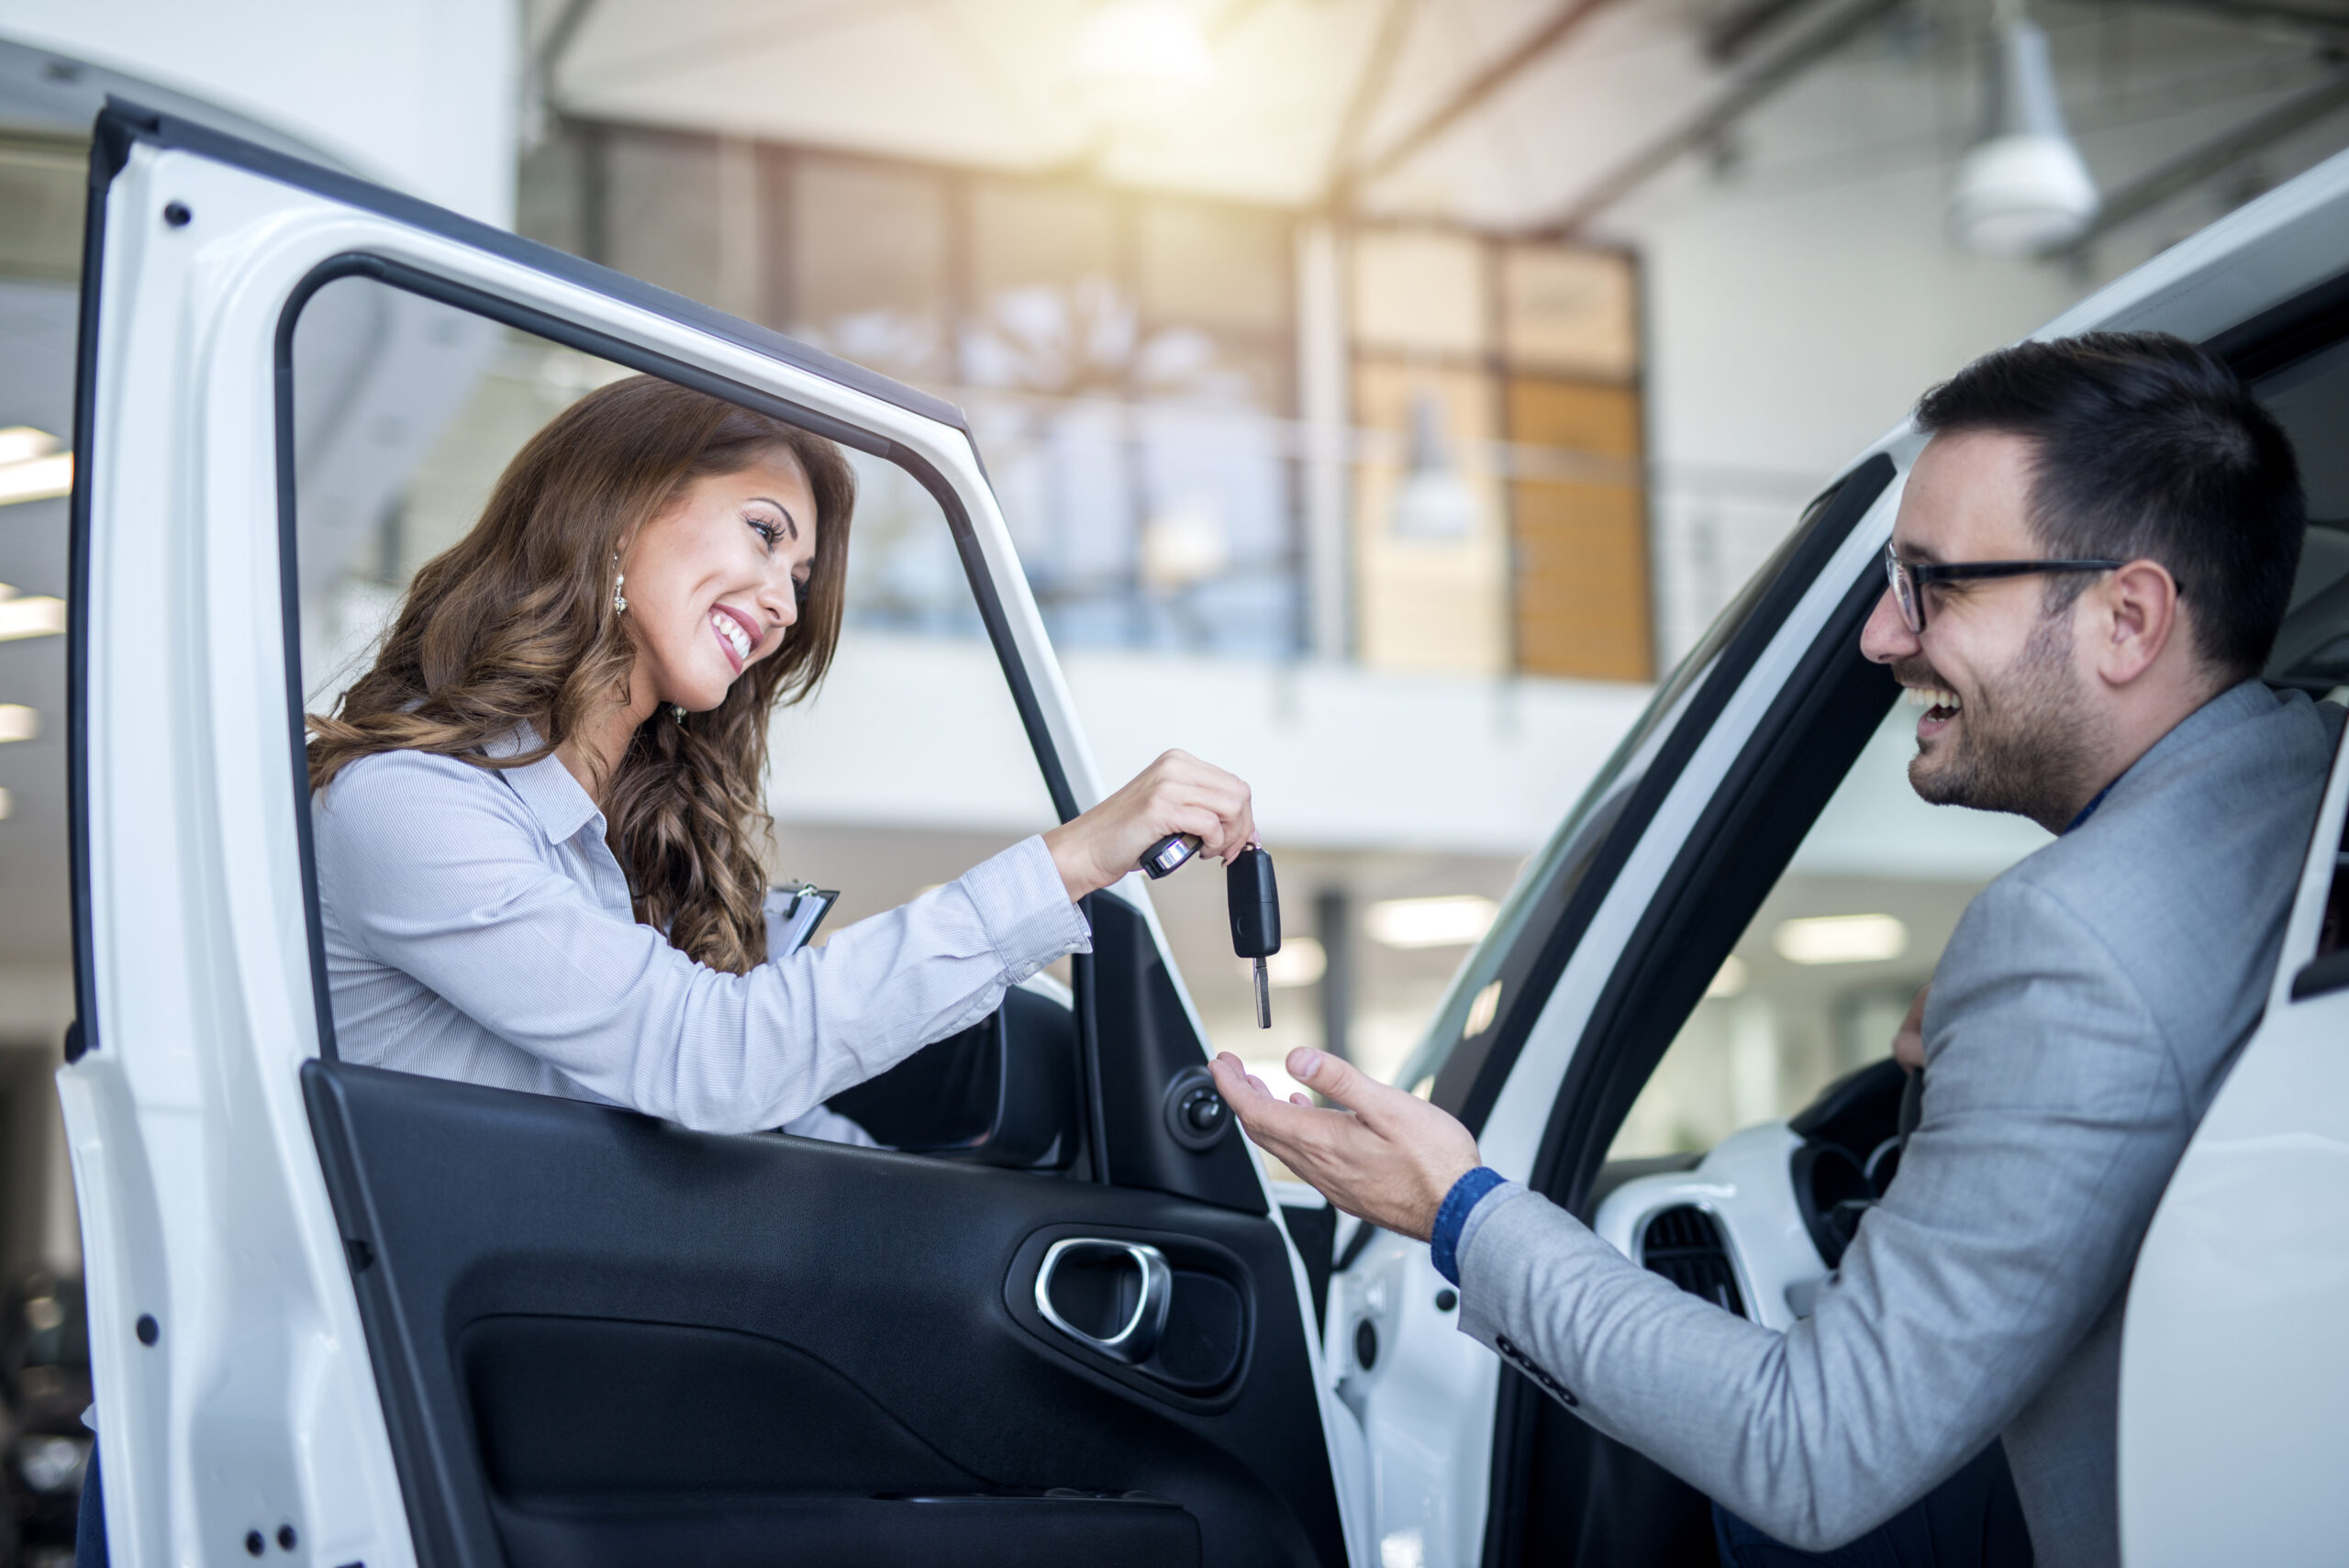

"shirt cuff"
[960, 835, 1093, 984]
[1431, 1166, 1509, 1286]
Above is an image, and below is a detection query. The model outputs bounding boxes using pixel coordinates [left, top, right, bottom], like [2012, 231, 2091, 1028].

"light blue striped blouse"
[311, 731, 1090, 1136]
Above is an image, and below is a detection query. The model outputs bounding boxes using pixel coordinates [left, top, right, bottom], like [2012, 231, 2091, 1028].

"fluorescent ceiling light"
[0, 426, 72, 506]
[1366, 895, 1497, 950]
[0, 705, 38, 743]
[1707, 954, 1750, 997]
[1242, 935, 1327, 989]
[1774, 914, 1909, 965]
[0, 586, 65, 641]
[0, 428, 58, 466]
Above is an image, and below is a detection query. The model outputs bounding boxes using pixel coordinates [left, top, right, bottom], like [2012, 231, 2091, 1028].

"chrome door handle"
[1033, 1239, 1173, 1364]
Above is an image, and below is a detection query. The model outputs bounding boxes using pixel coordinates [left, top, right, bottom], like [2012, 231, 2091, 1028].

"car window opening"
[284, 272, 1074, 1162]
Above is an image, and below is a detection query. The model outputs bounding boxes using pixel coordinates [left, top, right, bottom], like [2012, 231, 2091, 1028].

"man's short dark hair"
[1913, 331, 2305, 681]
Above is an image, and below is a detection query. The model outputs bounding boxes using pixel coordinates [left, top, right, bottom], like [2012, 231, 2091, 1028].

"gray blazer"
[1454, 681, 2344, 1568]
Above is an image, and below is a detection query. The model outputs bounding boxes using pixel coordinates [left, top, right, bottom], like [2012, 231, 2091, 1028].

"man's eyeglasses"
[1882, 541, 2124, 634]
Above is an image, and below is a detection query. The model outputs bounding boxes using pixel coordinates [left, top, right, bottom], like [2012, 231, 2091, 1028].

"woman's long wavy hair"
[307, 375, 855, 973]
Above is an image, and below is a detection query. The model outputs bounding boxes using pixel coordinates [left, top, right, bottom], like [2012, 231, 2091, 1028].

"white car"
[59, 98, 2349, 1568]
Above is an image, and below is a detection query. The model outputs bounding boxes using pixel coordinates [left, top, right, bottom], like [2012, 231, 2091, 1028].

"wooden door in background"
[1506, 375, 1651, 682]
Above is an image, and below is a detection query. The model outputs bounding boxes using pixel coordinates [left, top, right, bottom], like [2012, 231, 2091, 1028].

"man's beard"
[1899, 612, 2107, 828]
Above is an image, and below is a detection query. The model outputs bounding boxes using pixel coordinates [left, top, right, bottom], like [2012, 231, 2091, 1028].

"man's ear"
[2090, 559, 2180, 687]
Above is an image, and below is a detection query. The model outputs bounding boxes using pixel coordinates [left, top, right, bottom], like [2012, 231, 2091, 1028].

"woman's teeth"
[712, 610, 751, 663]
[1903, 685, 1961, 712]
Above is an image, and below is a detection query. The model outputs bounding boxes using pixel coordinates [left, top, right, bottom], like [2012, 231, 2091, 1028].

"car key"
[1228, 845, 1280, 1029]
[1139, 832, 1200, 879]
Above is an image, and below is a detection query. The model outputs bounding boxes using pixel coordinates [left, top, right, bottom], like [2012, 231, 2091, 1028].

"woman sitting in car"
[306, 375, 1252, 1134]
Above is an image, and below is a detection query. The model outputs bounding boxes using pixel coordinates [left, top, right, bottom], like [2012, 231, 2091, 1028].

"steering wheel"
[1787, 1057, 1912, 1269]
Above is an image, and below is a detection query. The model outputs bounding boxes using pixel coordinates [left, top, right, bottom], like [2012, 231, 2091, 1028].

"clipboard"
[767, 884, 839, 957]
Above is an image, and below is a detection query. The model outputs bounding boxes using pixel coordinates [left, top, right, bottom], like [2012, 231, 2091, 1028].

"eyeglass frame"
[1882, 541, 2128, 634]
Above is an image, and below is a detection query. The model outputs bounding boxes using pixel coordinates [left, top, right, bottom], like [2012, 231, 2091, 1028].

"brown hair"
[307, 374, 855, 973]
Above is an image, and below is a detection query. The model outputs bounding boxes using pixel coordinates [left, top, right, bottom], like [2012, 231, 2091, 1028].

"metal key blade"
[1253, 957, 1271, 1029]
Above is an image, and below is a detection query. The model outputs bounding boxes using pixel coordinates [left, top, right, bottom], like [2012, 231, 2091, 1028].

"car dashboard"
[1591, 1058, 1909, 1330]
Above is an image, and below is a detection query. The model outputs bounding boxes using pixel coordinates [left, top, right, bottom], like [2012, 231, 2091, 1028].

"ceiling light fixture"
[1774, 913, 1909, 965]
[0, 785, 12, 820]
[0, 585, 66, 641]
[1948, 0, 2098, 256]
[1074, 0, 1215, 92]
[0, 428, 72, 506]
[0, 704, 39, 744]
[1366, 895, 1498, 950]
[1388, 393, 1478, 540]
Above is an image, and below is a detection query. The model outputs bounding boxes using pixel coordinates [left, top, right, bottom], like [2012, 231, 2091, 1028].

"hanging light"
[1948, 0, 2098, 257]
[1387, 392, 1478, 540]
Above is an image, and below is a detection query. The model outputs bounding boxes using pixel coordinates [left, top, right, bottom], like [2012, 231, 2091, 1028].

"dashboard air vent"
[1640, 1205, 1746, 1318]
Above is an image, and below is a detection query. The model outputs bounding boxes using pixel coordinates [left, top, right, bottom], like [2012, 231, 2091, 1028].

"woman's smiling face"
[619, 450, 818, 713]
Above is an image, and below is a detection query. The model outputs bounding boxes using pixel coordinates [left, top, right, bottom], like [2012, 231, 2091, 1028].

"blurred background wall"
[0, 0, 2344, 1349]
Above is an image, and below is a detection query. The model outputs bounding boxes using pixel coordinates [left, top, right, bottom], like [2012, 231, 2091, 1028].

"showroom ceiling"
[543, 0, 1756, 227]
[539, 0, 2349, 235]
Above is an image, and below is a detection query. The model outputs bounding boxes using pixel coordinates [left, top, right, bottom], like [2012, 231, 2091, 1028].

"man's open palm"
[1209, 1048, 1483, 1240]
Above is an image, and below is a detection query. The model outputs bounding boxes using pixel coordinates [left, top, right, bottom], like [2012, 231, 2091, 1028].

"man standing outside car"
[1209, 333, 2344, 1568]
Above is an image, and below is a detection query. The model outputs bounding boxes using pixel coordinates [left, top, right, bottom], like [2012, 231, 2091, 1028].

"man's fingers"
[1212, 1053, 1296, 1121]
[1285, 1046, 1406, 1124]
[1212, 1054, 1352, 1167]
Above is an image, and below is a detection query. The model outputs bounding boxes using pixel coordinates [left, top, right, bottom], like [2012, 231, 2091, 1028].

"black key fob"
[1227, 846, 1281, 958]
[1229, 846, 1280, 1029]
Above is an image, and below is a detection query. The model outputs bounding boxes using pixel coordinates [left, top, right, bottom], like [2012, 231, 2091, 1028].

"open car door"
[2119, 691, 2349, 1564]
[56, 101, 1356, 1568]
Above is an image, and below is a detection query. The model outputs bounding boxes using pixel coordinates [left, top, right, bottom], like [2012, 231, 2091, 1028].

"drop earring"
[611, 551, 627, 614]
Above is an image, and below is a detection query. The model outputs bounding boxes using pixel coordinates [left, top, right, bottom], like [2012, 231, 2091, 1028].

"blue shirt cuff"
[1430, 1166, 1507, 1286]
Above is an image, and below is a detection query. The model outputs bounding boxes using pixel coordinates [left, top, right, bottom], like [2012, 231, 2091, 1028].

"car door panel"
[306, 1060, 1341, 1568]
[64, 101, 1351, 1567]
[1082, 893, 1267, 1210]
